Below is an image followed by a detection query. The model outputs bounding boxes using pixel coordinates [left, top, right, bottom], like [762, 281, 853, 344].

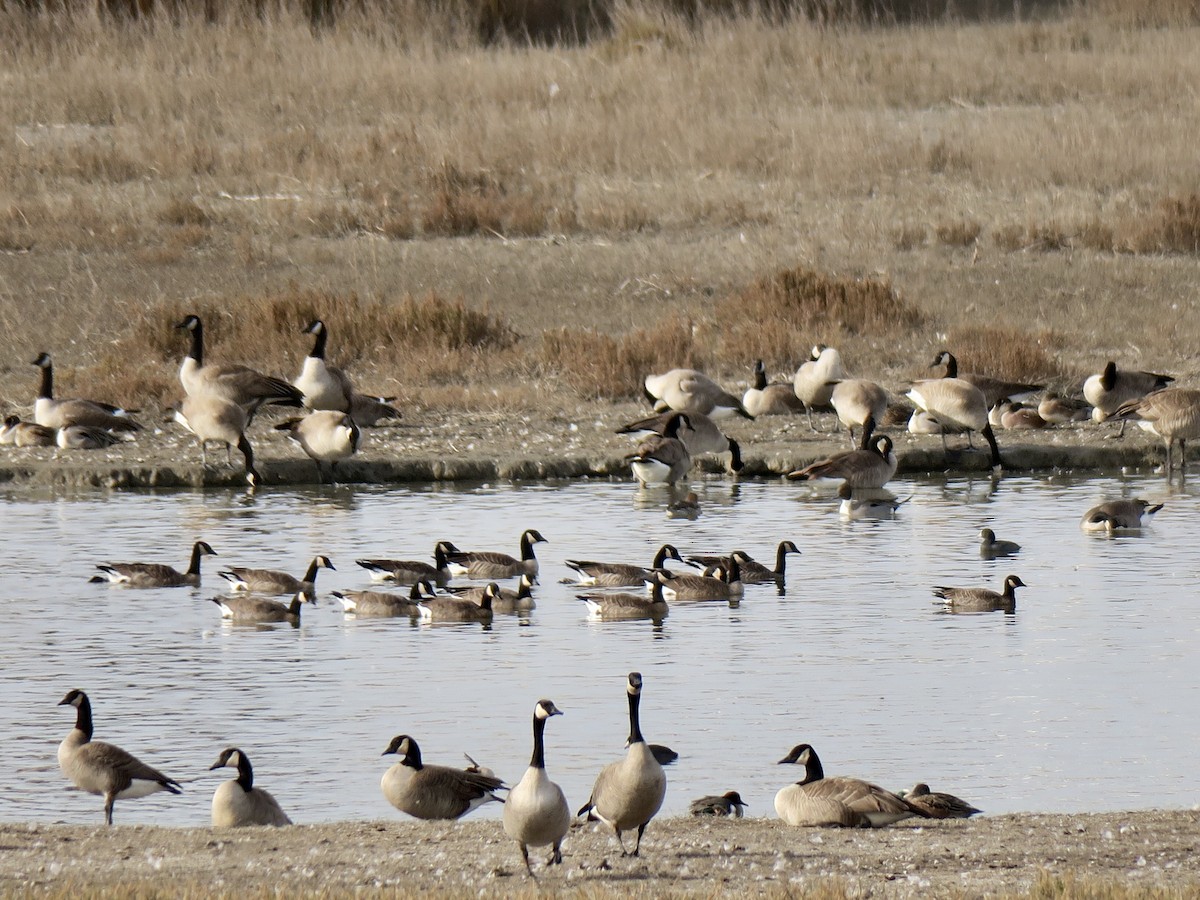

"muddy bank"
[0, 403, 1171, 491]
[1, 811, 1198, 897]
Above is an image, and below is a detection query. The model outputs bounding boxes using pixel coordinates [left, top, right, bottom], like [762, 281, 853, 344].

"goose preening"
[993, 399, 1047, 430]
[1, 415, 56, 447]
[577, 672, 666, 857]
[219, 555, 335, 599]
[907, 409, 943, 435]
[793, 345, 845, 431]
[743, 360, 804, 416]
[686, 540, 799, 584]
[209, 747, 292, 827]
[381, 734, 505, 820]
[838, 483, 905, 519]
[643, 369, 751, 419]
[831, 379, 889, 448]
[91, 540, 217, 588]
[1038, 391, 1090, 425]
[210, 592, 315, 624]
[1111, 388, 1200, 476]
[1080, 499, 1163, 532]
[1084, 361, 1174, 430]
[653, 556, 743, 601]
[690, 791, 747, 817]
[295, 320, 402, 426]
[578, 578, 670, 622]
[448, 573, 536, 613]
[274, 410, 360, 483]
[356, 541, 459, 586]
[57, 689, 181, 825]
[775, 743, 925, 828]
[902, 783, 982, 819]
[504, 699, 571, 875]
[933, 574, 1026, 613]
[445, 529, 546, 579]
[417, 582, 496, 623]
[176, 314, 305, 416]
[979, 528, 1021, 558]
[618, 410, 741, 474]
[564, 543, 683, 588]
[31, 353, 140, 433]
[55, 424, 126, 450]
[930, 350, 1044, 407]
[625, 413, 693, 486]
[665, 491, 701, 519]
[786, 423, 896, 490]
[171, 394, 261, 488]
[333, 580, 429, 617]
[906, 377, 1002, 470]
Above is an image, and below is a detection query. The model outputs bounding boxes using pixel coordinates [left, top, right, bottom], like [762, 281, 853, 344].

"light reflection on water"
[3, 473, 1199, 827]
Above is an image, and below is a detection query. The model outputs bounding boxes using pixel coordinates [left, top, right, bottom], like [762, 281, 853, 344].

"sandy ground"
[2, 811, 1199, 897]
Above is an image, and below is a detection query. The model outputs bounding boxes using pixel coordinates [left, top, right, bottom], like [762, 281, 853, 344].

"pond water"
[3, 472, 1198, 828]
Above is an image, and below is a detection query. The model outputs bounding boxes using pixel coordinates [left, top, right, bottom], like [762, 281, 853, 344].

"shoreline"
[3, 810, 1200, 896]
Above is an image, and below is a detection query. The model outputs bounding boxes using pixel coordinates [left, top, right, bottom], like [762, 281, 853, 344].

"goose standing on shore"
[171, 394, 260, 487]
[91, 540, 217, 588]
[793, 345, 845, 431]
[1111, 388, 1200, 476]
[294, 319, 401, 426]
[209, 747, 292, 827]
[57, 689, 181, 825]
[578, 673, 666, 857]
[618, 410, 742, 474]
[504, 699, 571, 876]
[1084, 361, 1174, 431]
[907, 377, 1002, 471]
[644, 369, 751, 419]
[176, 314, 304, 417]
[626, 413, 693, 486]
[31, 353, 140, 433]
[381, 734, 505, 820]
[930, 350, 1043, 407]
[275, 410, 360, 483]
[831, 379, 889, 448]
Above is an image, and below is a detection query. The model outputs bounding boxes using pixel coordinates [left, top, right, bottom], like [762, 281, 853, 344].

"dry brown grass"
[944, 324, 1070, 385]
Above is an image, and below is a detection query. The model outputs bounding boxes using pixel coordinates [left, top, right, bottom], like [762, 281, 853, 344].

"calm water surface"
[3, 473, 1199, 827]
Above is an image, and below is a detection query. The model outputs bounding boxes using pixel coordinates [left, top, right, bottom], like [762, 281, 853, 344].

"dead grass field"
[2, 3, 1199, 415]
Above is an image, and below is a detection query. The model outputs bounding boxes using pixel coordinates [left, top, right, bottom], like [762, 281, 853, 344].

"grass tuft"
[946, 324, 1070, 384]
[1127, 194, 1200, 255]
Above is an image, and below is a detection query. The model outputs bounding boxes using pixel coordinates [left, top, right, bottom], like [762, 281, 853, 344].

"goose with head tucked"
[690, 791, 747, 817]
[381, 734, 505, 820]
[933, 574, 1025, 613]
[219, 555, 335, 599]
[55, 424, 125, 451]
[504, 699, 571, 876]
[902, 783, 982, 819]
[906, 376, 1002, 471]
[2, 415, 56, 447]
[775, 743, 925, 828]
[57, 689, 181, 825]
[643, 368, 751, 419]
[577, 673, 666, 857]
[275, 410, 360, 484]
[31, 353, 141, 433]
[618, 410, 741, 474]
[1084, 361, 1174, 431]
[209, 747, 292, 827]
[564, 543, 683, 588]
[1080, 499, 1163, 532]
[831, 379, 889, 448]
[793, 345, 845, 431]
[91, 540, 217, 588]
[171, 394, 261, 488]
[445, 530, 547, 580]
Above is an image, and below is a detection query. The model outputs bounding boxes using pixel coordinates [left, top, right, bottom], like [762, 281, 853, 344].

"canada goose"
[274, 410, 360, 483]
[665, 491, 701, 519]
[579, 578, 670, 621]
[1084, 361, 1174, 429]
[1080, 499, 1163, 532]
[210, 592, 315, 624]
[931, 350, 1044, 407]
[903, 783, 982, 819]
[448, 573, 536, 613]
[209, 747, 292, 827]
[176, 314, 304, 416]
[31, 353, 140, 433]
[55, 424, 125, 451]
[649, 744, 678, 766]
[565, 543, 683, 587]
[643, 369, 751, 419]
[933, 575, 1026, 613]
[793, 345, 845, 431]
[907, 377, 1002, 470]
[418, 582, 496, 623]
[294, 319, 355, 412]
[617, 410, 742, 474]
[907, 409, 943, 434]
[349, 393, 402, 427]
[787, 432, 897, 490]
[504, 699, 571, 875]
[57, 689, 181, 825]
[831, 379, 889, 448]
[627, 413, 693, 486]
[979, 528, 1021, 558]
[690, 791, 747, 817]
[653, 556, 743, 601]
[446, 529, 547, 579]
[381, 734, 505, 820]
[1111, 388, 1200, 475]
[171, 394, 260, 488]
[775, 743, 925, 828]
[686, 541, 799, 584]
[333, 579, 429, 617]
[577, 672, 666, 857]
[743, 360, 804, 417]
[219, 555, 335, 599]
[1, 415, 56, 447]
[992, 399, 1047, 430]
[1038, 391, 1090, 425]
[91, 540, 217, 588]
[463, 753, 497, 779]
[356, 541, 459, 586]
[838, 483, 904, 519]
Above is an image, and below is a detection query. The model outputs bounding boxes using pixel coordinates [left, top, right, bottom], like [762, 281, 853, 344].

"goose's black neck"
[405, 740, 424, 770]
[302, 558, 320, 583]
[187, 320, 204, 366]
[37, 361, 53, 401]
[309, 324, 328, 360]
[74, 694, 94, 740]
[1101, 361, 1117, 391]
[753, 365, 768, 390]
[942, 353, 958, 378]
[801, 748, 824, 784]
[626, 688, 644, 746]
[650, 578, 665, 602]
[652, 544, 674, 568]
[520, 533, 538, 561]
[774, 543, 790, 576]
[530, 712, 548, 769]
[186, 542, 206, 576]
[982, 423, 1003, 470]
[234, 753, 255, 791]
